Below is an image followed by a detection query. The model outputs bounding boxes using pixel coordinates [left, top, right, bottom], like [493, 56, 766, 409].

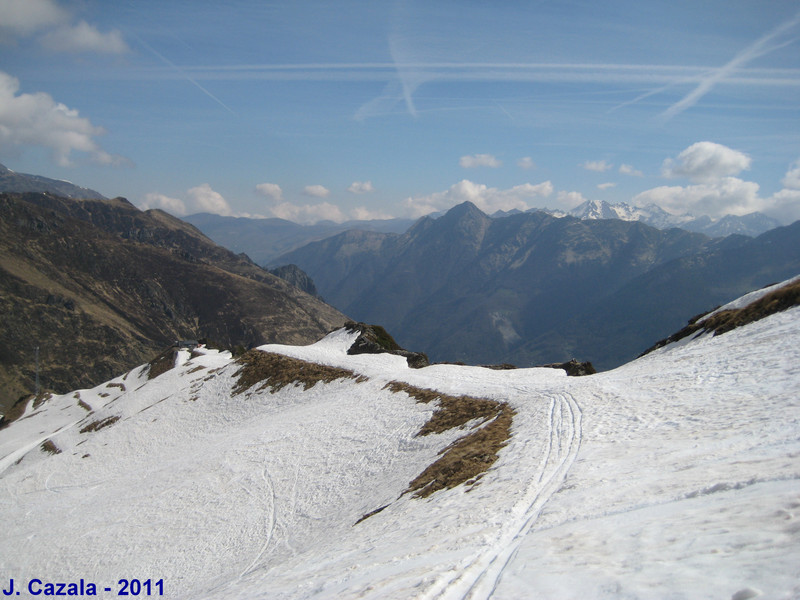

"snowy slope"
[1, 280, 799, 600]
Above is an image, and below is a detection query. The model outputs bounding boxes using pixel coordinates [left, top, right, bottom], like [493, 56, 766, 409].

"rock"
[540, 358, 596, 377]
[343, 322, 429, 369]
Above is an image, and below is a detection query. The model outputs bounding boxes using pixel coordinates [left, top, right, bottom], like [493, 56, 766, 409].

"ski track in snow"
[419, 392, 582, 600]
[239, 454, 277, 579]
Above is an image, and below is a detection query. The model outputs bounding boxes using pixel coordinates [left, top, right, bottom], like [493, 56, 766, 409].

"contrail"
[132, 34, 237, 116]
[661, 10, 800, 121]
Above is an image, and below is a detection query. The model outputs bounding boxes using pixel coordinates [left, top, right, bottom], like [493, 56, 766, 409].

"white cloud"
[0, 0, 128, 54]
[0, 0, 66, 35]
[303, 184, 330, 198]
[140, 184, 233, 217]
[255, 182, 283, 201]
[767, 188, 800, 224]
[186, 183, 233, 216]
[347, 181, 374, 194]
[268, 201, 345, 224]
[662, 141, 751, 183]
[517, 156, 536, 170]
[582, 160, 613, 172]
[556, 191, 587, 209]
[140, 193, 187, 216]
[633, 177, 764, 218]
[0, 71, 127, 167]
[597, 182, 616, 190]
[40, 20, 128, 54]
[782, 158, 800, 190]
[619, 164, 643, 177]
[402, 179, 553, 218]
[351, 206, 393, 221]
[460, 154, 501, 168]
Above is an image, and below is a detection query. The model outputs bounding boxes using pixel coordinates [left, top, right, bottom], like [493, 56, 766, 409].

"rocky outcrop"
[343, 322, 429, 368]
[539, 359, 597, 377]
[269, 264, 321, 298]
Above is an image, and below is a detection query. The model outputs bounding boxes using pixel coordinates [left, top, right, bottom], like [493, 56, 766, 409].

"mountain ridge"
[0, 162, 107, 200]
[0, 192, 348, 412]
[273, 201, 800, 369]
[560, 199, 780, 237]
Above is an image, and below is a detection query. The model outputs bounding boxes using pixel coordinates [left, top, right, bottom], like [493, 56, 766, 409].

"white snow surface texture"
[1, 280, 799, 600]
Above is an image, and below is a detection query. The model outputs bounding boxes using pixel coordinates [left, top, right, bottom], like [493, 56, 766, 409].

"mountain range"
[2, 277, 798, 598]
[0, 191, 346, 413]
[561, 199, 781, 237]
[187, 200, 780, 267]
[272, 201, 800, 369]
[184, 212, 415, 266]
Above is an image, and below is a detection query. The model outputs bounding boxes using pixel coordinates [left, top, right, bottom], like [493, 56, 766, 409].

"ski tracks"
[239, 455, 277, 579]
[422, 392, 583, 600]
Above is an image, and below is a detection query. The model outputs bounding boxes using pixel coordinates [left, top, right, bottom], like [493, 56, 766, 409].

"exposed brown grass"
[77, 399, 92, 412]
[147, 348, 176, 380]
[383, 381, 500, 436]
[40, 439, 61, 455]
[232, 350, 363, 395]
[0, 395, 33, 429]
[405, 404, 514, 498]
[383, 381, 516, 499]
[642, 279, 800, 356]
[79, 415, 119, 434]
[106, 382, 126, 391]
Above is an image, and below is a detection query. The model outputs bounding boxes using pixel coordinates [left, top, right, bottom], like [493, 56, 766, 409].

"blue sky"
[1, 0, 799, 224]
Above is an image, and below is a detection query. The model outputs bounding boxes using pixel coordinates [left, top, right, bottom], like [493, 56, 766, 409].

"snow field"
[1, 282, 799, 599]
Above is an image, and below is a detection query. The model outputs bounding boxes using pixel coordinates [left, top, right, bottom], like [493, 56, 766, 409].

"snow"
[701, 273, 800, 319]
[1, 279, 799, 599]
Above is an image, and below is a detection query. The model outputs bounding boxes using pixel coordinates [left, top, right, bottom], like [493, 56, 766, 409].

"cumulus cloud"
[619, 164, 643, 177]
[268, 201, 345, 224]
[766, 159, 800, 223]
[582, 160, 613, 172]
[140, 184, 233, 217]
[347, 181, 374, 194]
[662, 141, 751, 183]
[140, 193, 187, 216]
[782, 159, 800, 189]
[351, 206, 393, 221]
[303, 184, 330, 198]
[187, 183, 233, 216]
[255, 182, 283, 201]
[767, 188, 800, 224]
[0, 0, 128, 53]
[40, 20, 128, 54]
[597, 182, 616, 190]
[460, 154, 501, 168]
[402, 179, 553, 218]
[0, 0, 66, 36]
[632, 156, 800, 223]
[633, 177, 764, 218]
[0, 71, 127, 166]
[517, 156, 536, 170]
[556, 191, 588, 209]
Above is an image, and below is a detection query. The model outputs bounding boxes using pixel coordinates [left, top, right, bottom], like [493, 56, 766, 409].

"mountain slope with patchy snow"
[1, 279, 799, 599]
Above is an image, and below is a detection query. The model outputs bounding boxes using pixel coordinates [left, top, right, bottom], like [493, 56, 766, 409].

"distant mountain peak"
[560, 199, 779, 237]
[0, 162, 107, 200]
[441, 200, 487, 220]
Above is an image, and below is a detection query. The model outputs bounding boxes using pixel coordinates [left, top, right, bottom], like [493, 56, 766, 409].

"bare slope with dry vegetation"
[641, 278, 800, 355]
[0, 192, 347, 413]
[232, 350, 514, 505]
